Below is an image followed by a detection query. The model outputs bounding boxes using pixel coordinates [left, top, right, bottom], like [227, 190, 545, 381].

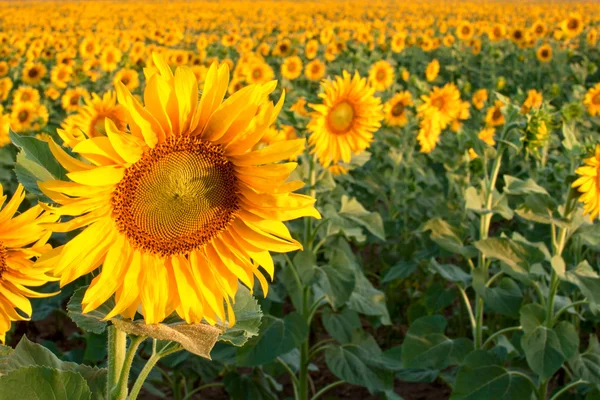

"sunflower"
[521, 89, 543, 114]
[416, 117, 442, 153]
[572, 145, 600, 220]
[245, 61, 274, 85]
[13, 86, 41, 105]
[425, 59, 440, 82]
[485, 100, 505, 127]
[10, 102, 48, 133]
[21, 63, 47, 85]
[511, 28, 525, 43]
[368, 60, 394, 92]
[79, 37, 100, 59]
[38, 53, 319, 326]
[61, 87, 91, 113]
[384, 91, 412, 127]
[583, 83, 600, 116]
[488, 24, 507, 41]
[100, 45, 122, 72]
[113, 68, 140, 91]
[531, 21, 546, 38]
[561, 13, 584, 38]
[308, 71, 383, 167]
[417, 83, 462, 130]
[442, 34, 455, 47]
[290, 97, 309, 117]
[45, 87, 61, 101]
[273, 39, 292, 57]
[0, 61, 8, 77]
[305, 39, 319, 60]
[305, 59, 326, 81]
[391, 32, 406, 53]
[588, 29, 598, 47]
[0, 185, 59, 343]
[50, 64, 73, 89]
[478, 127, 496, 146]
[281, 56, 303, 81]
[60, 91, 128, 145]
[472, 88, 488, 110]
[456, 21, 474, 41]
[536, 44, 552, 63]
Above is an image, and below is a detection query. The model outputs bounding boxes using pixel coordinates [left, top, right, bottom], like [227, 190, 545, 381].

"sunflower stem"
[107, 326, 127, 400]
[111, 335, 145, 400]
[128, 342, 183, 400]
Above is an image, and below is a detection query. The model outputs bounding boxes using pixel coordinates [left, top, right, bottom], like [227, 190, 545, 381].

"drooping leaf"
[428, 259, 471, 285]
[348, 272, 391, 325]
[569, 335, 600, 385]
[422, 218, 477, 258]
[503, 175, 549, 196]
[475, 237, 545, 283]
[321, 307, 362, 344]
[382, 260, 418, 283]
[219, 286, 263, 347]
[339, 195, 386, 240]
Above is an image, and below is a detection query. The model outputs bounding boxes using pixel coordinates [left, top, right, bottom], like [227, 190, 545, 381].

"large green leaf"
[67, 286, 115, 335]
[10, 130, 68, 196]
[563, 261, 600, 313]
[321, 307, 362, 344]
[0, 366, 91, 400]
[219, 286, 263, 347]
[236, 312, 308, 366]
[325, 345, 393, 393]
[451, 350, 534, 400]
[348, 272, 391, 325]
[428, 259, 471, 285]
[314, 262, 356, 310]
[569, 335, 600, 385]
[483, 277, 523, 318]
[503, 175, 549, 196]
[382, 260, 418, 283]
[422, 218, 477, 258]
[401, 315, 473, 370]
[338, 195, 385, 240]
[474, 237, 545, 283]
[0, 336, 106, 400]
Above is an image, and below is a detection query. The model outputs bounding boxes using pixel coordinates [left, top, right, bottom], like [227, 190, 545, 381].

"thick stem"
[107, 326, 127, 400]
[298, 286, 311, 400]
[112, 336, 145, 400]
[128, 344, 182, 400]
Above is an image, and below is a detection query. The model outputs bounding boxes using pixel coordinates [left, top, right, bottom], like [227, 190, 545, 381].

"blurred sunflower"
[39, 53, 319, 326]
[384, 91, 412, 127]
[113, 68, 140, 91]
[0, 185, 59, 343]
[245, 61, 274, 85]
[456, 21, 474, 41]
[485, 100, 505, 127]
[308, 71, 383, 166]
[305, 59, 326, 81]
[572, 145, 600, 220]
[536, 44, 552, 63]
[61, 87, 91, 113]
[100, 45, 122, 72]
[305, 39, 319, 60]
[561, 13, 584, 38]
[478, 127, 496, 146]
[418, 84, 462, 130]
[425, 59, 440, 82]
[521, 89, 543, 114]
[416, 117, 441, 153]
[281, 56, 303, 81]
[13, 86, 41, 104]
[50, 64, 73, 89]
[0, 113, 9, 147]
[368, 60, 394, 92]
[472, 88, 488, 110]
[10, 102, 48, 132]
[21, 63, 47, 85]
[79, 37, 100, 59]
[391, 32, 406, 53]
[583, 83, 600, 116]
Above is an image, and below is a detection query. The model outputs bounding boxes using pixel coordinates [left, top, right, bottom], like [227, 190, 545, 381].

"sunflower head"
[38, 53, 319, 326]
[308, 71, 383, 167]
[572, 144, 600, 220]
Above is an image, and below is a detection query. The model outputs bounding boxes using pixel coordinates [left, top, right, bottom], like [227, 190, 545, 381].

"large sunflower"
[0, 185, 58, 343]
[308, 71, 383, 167]
[38, 53, 320, 326]
[417, 83, 462, 130]
[572, 145, 600, 220]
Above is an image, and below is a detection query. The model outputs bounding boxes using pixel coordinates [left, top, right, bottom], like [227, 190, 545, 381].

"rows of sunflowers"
[0, 1, 599, 399]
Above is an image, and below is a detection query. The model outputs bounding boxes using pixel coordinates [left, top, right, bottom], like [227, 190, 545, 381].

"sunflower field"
[0, 1, 600, 399]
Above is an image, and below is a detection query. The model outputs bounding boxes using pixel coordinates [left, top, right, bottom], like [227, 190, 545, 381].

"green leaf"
[483, 277, 523, 318]
[339, 195, 385, 240]
[401, 315, 473, 370]
[422, 218, 476, 258]
[475, 237, 545, 283]
[428, 259, 471, 284]
[0, 336, 106, 400]
[325, 345, 393, 393]
[451, 350, 534, 400]
[514, 194, 568, 228]
[10, 130, 67, 196]
[382, 261, 418, 283]
[236, 312, 308, 366]
[314, 263, 356, 310]
[521, 326, 567, 381]
[562, 123, 581, 151]
[219, 286, 262, 347]
[293, 250, 317, 284]
[424, 283, 457, 313]
[503, 175, 549, 196]
[0, 345, 12, 357]
[465, 186, 484, 213]
[348, 272, 391, 325]
[223, 371, 280, 400]
[569, 335, 600, 384]
[321, 308, 362, 344]
[0, 366, 91, 400]
[563, 261, 600, 313]
[520, 303, 546, 334]
[554, 322, 579, 360]
[67, 286, 115, 334]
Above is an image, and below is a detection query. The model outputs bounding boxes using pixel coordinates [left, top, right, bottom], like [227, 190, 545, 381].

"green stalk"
[107, 326, 127, 400]
[128, 343, 182, 400]
[112, 335, 145, 400]
[298, 286, 310, 400]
